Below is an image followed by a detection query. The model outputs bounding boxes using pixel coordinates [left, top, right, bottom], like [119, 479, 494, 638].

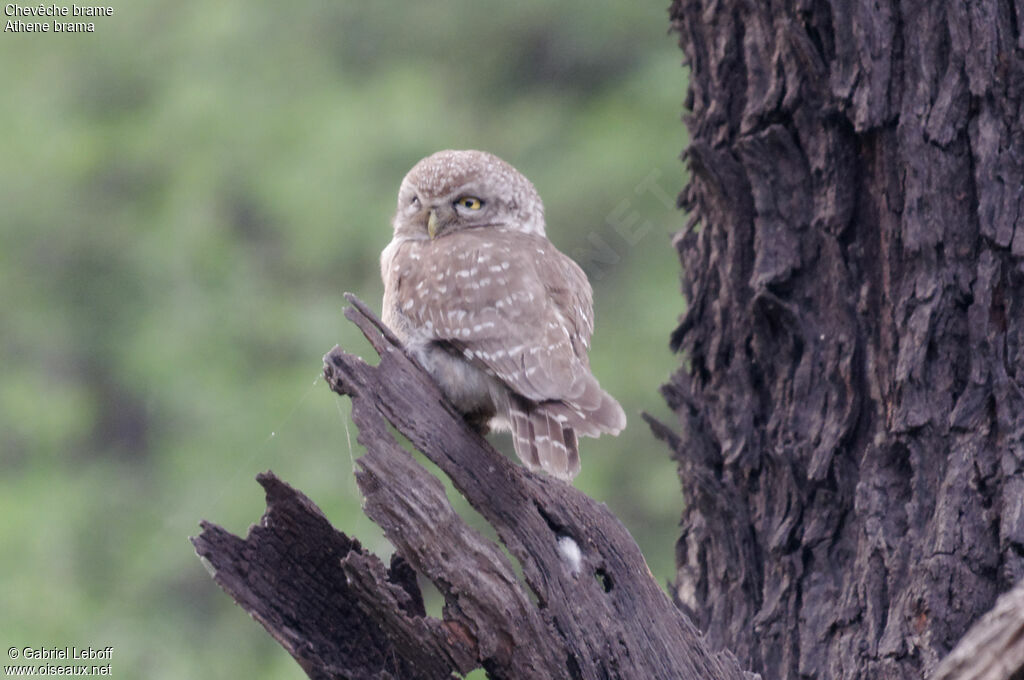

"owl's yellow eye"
[455, 196, 484, 210]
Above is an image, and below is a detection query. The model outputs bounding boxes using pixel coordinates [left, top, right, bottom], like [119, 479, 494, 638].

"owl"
[381, 150, 626, 481]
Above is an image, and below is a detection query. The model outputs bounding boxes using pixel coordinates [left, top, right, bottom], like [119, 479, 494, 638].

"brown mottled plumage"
[381, 150, 625, 481]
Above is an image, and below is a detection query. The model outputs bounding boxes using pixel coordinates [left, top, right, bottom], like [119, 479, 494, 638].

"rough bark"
[192, 473, 471, 680]
[193, 295, 756, 680]
[662, 1, 1024, 679]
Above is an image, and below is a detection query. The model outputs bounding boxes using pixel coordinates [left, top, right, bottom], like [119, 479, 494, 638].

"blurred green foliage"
[1, 1, 688, 677]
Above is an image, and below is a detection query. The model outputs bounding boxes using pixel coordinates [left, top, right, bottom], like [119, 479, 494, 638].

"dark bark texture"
[192, 473, 471, 680]
[193, 296, 756, 680]
[663, 1, 1024, 679]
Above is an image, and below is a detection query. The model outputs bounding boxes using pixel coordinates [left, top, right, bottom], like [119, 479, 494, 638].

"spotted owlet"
[381, 150, 626, 481]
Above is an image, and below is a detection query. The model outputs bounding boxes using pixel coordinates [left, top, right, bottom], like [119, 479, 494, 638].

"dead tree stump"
[191, 295, 756, 680]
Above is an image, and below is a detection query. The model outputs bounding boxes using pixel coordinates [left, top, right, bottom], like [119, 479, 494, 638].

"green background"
[1, 2, 688, 677]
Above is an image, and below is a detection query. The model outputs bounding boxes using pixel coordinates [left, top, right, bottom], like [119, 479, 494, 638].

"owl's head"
[392, 150, 546, 240]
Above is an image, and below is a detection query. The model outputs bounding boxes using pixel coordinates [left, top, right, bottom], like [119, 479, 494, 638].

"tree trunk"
[662, 1, 1024, 679]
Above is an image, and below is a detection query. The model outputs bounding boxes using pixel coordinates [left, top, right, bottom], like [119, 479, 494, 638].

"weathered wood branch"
[192, 473, 471, 680]
[192, 294, 757, 679]
[933, 578, 1024, 680]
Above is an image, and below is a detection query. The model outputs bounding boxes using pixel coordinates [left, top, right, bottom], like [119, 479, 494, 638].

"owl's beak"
[427, 210, 439, 239]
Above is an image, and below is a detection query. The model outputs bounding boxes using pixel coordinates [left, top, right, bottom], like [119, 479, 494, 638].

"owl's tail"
[508, 386, 626, 482]
[509, 402, 581, 481]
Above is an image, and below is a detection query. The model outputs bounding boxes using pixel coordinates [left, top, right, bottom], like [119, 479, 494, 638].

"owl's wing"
[540, 246, 594, 363]
[403, 233, 600, 408]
